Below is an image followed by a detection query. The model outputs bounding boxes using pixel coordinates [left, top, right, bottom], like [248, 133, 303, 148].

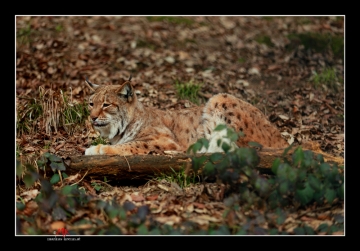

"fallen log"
[60, 145, 344, 181]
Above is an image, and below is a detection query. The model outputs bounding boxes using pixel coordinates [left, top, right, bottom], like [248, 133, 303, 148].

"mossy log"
[60, 146, 344, 181]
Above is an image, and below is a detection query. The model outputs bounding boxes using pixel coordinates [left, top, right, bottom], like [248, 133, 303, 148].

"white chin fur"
[108, 124, 119, 139]
[95, 123, 116, 140]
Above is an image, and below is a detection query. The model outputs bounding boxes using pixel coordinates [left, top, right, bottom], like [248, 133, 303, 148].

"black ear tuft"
[85, 78, 99, 92]
[117, 83, 134, 102]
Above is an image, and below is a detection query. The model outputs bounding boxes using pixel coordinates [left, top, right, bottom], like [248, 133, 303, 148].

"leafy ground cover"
[16, 16, 344, 235]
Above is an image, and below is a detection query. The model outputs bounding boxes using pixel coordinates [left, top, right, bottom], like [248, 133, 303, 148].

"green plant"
[146, 16, 194, 25]
[135, 39, 157, 50]
[255, 35, 274, 47]
[60, 90, 89, 135]
[37, 152, 66, 172]
[16, 24, 33, 45]
[154, 166, 199, 188]
[175, 80, 202, 104]
[311, 67, 342, 91]
[16, 97, 43, 135]
[91, 136, 108, 146]
[329, 36, 344, 59]
[270, 147, 343, 207]
[287, 33, 344, 58]
[238, 57, 246, 63]
[261, 16, 274, 21]
[188, 124, 344, 209]
[55, 24, 63, 32]
[16, 87, 89, 136]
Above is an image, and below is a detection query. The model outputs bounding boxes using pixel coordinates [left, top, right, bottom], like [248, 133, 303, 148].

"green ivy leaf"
[297, 169, 307, 181]
[92, 183, 102, 191]
[50, 173, 60, 184]
[61, 185, 74, 195]
[209, 153, 223, 163]
[107, 206, 120, 219]
[23, 173, 37, 188]
[329, 225, 342, 234]
[268, 191, 280, 209]
[36, 156, 47, 168]
[48, 154, 62, 163]
[303, 225, 315, 235]
[302, 150, 314, 168]
[50, 161, 66, 172]
[255, 177, 269, 194]
[269, 229, 279, 235]
[43, 152, 51, 159]
[325, 188, 336, 204]
[203, 162, 215, 176]
[16, 202, 26, 211]
[319, 163, 331, 175]
[271, 158, 281, 174]
[275, 208, 286, 225]
[221, 142, 231, 153]
[316, 153, 324, 163]
[295, 182, 314, 205]
[104, 224, 122, 235]
[317, 223, 329, 233]
[308, 174, 321, 191]
[214, 124, 227, 131]
[292, 147, 304, 166]
[192, 155, 207, 172]
[16, 160, 23, 178]
[328, 166, 340, 183]
[338, 184, 344, 200]
[198, 138, 209, 150]
[276, 163, 291, 179]
[148, 228, 161, 235]
[333, 214, 344, 224]
[188, 142, 202, 154]
[293, 227, 305, 235]
[248, 141, 263, 149]
[278, 181, 289, 195]
[287, 168, 298, 183]
[210, 225, 230, 235]
[313, 190, 325, 204]
[235, 228, 247, 235]
[137, 224, 149, 235]
[226, 129, 239, 142]
[52, 206, 67, 221]
[66, 197, 76, 214]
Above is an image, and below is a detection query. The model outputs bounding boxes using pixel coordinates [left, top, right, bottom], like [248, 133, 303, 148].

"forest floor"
[16, 16, 344, 235]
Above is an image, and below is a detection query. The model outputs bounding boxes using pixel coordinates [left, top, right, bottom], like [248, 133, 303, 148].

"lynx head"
[85, 76, 136, 140]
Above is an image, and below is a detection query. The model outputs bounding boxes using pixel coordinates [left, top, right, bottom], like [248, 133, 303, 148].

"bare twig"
[123, 155, 131, 171]
[70, 170, 89, 186]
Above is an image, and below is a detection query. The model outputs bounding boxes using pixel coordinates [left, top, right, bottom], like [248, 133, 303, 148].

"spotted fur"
[84, 78, 287, 155]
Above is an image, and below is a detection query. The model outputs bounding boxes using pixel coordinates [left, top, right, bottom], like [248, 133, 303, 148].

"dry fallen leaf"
[131, 193, 145, 202]
[154, 215, 181, 226]
[50, 221, 66, 231]
[20, 189, 39, 202]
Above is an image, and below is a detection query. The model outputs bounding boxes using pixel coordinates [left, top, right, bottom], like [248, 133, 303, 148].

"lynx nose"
[90, 115, 98, 122]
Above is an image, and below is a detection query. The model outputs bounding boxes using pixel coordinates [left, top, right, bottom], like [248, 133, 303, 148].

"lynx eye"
[89, 102, 93, 107]
[103, 103, 110, 108]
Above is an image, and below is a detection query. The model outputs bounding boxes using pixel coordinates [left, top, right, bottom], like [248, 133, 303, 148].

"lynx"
[84, 77, 287, 155]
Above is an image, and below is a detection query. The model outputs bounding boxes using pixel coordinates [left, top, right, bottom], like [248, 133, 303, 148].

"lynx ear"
[85, 78, 99, 92]
[117, 82, 134, 102]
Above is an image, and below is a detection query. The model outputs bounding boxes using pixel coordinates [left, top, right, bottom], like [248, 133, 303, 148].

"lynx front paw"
[85, 144, 103, 155]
